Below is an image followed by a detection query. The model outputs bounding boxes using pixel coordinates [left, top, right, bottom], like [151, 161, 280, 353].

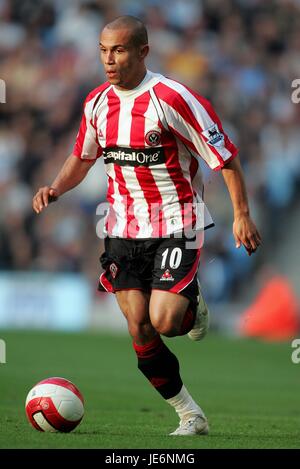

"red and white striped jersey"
[73, 70, 238, 238]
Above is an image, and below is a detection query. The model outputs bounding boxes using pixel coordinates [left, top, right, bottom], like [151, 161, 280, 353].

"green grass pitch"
[0, 330, 299, 449]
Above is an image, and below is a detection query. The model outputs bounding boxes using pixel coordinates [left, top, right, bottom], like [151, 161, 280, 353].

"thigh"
[116, 289, 150, 322]
[152, 237, 201, 308]
[149, 289, 189, 329]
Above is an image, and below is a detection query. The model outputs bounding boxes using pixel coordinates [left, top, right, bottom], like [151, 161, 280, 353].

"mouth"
[106, 71, 117, 78]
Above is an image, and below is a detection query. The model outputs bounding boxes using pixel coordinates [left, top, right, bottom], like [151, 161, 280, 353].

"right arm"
[33, 87, 104, 214]
[32, 154, 95, 214]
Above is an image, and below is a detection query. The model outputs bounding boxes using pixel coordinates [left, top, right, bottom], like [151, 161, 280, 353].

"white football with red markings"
[25, 377, 84, 432]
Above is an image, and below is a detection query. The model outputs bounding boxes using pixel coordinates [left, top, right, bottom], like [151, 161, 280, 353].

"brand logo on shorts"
[145, 130, 161, 147]
[110, 263, 118, 279]
[160, 269, 174, 282]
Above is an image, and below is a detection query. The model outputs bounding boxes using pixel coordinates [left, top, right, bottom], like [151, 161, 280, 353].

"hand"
[233, 214, 261, 256]
[32, 187, 59, 214]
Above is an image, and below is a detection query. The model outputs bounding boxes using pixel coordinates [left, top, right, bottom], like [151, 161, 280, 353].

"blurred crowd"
[1, 0, 300, 303]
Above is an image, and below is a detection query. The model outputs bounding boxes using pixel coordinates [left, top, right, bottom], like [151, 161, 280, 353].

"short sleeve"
[155, 80, 238, 171]
[73, 93, 103, 161]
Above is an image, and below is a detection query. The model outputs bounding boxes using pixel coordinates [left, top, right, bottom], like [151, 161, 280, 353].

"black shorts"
[98, 236, 201, 308]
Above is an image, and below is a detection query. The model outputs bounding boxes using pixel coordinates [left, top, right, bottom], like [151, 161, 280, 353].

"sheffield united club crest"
[145, 130, 161, 147]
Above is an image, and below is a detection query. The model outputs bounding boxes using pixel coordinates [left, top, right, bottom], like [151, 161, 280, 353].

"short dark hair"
[104, 15, 148, 47]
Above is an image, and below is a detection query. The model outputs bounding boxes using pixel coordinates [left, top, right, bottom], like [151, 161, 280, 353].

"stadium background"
[0, 0, 300, 449]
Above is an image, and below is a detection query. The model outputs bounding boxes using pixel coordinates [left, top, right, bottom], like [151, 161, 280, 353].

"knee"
[151, 310, 179, 337]
[126, 305, 153, 342]
[128, 320, 152, 341]
[116, 290, 155, 344]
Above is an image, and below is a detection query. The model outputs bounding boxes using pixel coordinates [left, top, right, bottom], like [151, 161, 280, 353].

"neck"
[115, 68, 147, 91]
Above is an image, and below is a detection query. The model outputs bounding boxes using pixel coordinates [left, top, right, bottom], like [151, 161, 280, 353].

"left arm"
[221, 156, 261, 256]
[155, 85, 261, 254]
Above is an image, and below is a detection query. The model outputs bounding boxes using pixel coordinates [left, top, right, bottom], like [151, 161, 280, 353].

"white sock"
[166, 385, 205, 421]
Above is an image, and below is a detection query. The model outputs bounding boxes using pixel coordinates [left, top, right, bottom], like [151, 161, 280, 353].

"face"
[99, 27, 148, 90]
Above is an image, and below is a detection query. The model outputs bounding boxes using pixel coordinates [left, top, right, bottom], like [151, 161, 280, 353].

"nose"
[105, 51, 115, 65]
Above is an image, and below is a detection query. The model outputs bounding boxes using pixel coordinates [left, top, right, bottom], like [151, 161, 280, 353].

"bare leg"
[115, 290, 155, 344]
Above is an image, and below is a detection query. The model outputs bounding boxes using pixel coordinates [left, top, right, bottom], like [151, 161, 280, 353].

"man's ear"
[139, 44, 149, 60]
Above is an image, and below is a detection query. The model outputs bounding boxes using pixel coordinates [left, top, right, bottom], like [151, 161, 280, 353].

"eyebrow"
[99, 43, 127, 48]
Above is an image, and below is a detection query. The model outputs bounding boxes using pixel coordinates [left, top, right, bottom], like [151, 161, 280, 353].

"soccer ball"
[25, 377, 84, 432]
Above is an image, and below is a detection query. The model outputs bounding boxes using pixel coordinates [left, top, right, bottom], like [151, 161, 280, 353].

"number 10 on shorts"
[161, 248, 183, 269]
